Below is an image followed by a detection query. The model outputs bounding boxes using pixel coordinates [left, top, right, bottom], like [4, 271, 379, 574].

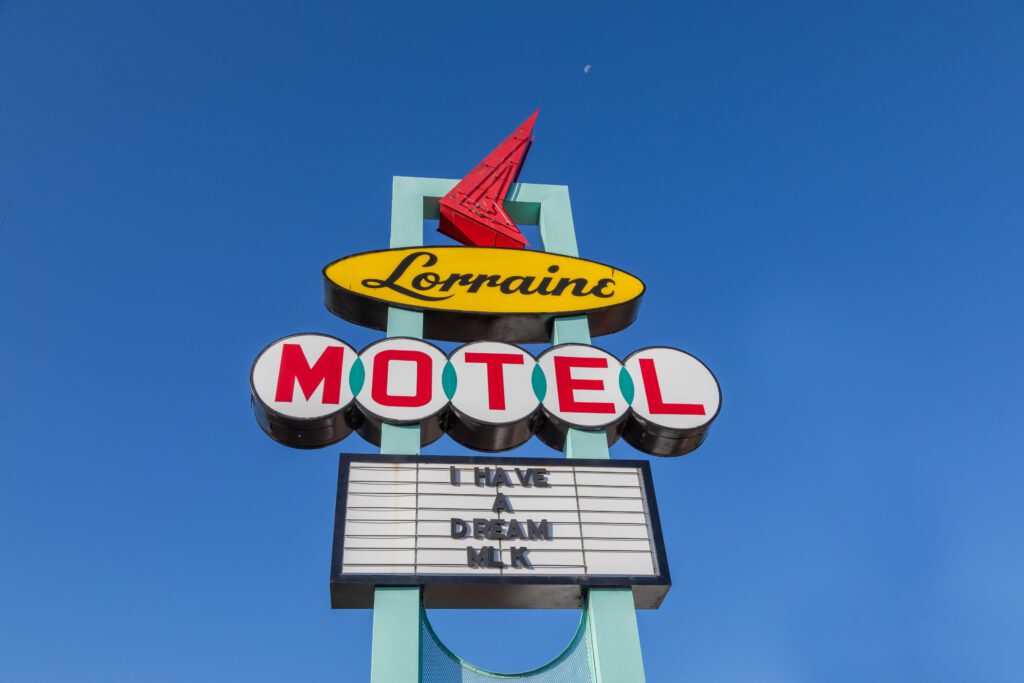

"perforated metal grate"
[419, 607, 596, 682]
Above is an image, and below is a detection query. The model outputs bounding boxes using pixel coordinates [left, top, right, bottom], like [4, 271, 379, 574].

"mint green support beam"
[370, 587, 420, 683]
[381, 177, 426, 453]
[369, 178, 427, 683]
[585, 589, 646, 683]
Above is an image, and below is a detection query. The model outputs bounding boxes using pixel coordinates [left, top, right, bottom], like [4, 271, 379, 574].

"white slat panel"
[416, 548, 481, 565]
[348, 464, 418, 483]
[345, 536, 417, 549]
[342, 548, 415, 565]
[585, 552, 655, 576]
[579, 511, 647, 525]
[416, 520, 456, 537]
[417, 493, 514, 509]
[417, 482, 575, 497]
[575, 485, 642, 499]
[582, 538, 652, 552]
[490, 496, 580, 512]
[416, 508, 527, 521]
[529, 566, 593, 575]
[347, 481, 417, 494]
[574, 471, 640, 487]
[577, 497, 644, 513]
[416, 537, 488, 552]
[344, 508, 417, 521]
[342, 564, 415, 574]
[509, 549, 585, 567]
[411, 565, 499, 573]
[344, 519, 416, 536]
[580, 522, 651, 539]
[507, 538, 583, 551]
[346, 493, 418, 509]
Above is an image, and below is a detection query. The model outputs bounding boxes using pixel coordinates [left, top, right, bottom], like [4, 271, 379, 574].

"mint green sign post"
[368, 176, 647, 682]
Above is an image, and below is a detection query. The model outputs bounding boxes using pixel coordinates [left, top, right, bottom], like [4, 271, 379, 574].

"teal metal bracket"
[369, 176, 647, 682]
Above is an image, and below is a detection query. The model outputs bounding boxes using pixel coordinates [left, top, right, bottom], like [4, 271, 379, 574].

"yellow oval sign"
[323, 247, 645, 342]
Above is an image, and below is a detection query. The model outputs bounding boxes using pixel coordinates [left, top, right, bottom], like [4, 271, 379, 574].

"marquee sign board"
[322, 246, 645, 342]
[250, 334, 721, 456]
[330, 454, 670, 610]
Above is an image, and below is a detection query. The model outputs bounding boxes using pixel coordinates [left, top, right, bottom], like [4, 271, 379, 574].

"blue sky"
[2, 1, 1022, 681]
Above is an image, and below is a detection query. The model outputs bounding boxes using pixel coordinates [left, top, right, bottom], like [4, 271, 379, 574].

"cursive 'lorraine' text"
[360, 251, 616, 302]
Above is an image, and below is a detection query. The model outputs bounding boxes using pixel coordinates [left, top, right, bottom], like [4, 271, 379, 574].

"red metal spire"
[438, 110, 537, 249]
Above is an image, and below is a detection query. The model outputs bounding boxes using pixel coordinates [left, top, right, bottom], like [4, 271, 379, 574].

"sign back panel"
[330, 454, 671, 610]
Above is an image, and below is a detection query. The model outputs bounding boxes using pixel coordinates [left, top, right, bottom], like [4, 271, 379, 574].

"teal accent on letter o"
[442, 361, 457, 399]
[532, 364, 547, 401]
[350, 358, 365, 396]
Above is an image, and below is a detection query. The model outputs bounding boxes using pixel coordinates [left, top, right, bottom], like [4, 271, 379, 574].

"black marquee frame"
[330, 453, 672, 610]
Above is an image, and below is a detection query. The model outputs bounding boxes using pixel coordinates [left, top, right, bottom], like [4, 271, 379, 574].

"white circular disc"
[251, 334, 357, 419]
[623, 347, 720, 430]
[355, 337, 449, 423]
[449, 341, 538, 425]
[537, 344, 628, 428]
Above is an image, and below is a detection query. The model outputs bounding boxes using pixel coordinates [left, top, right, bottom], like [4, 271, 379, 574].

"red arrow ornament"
[438, 110, 538, 249]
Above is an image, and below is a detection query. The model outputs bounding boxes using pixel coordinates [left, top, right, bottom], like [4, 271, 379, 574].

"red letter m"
[274, 343, 345, 404]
